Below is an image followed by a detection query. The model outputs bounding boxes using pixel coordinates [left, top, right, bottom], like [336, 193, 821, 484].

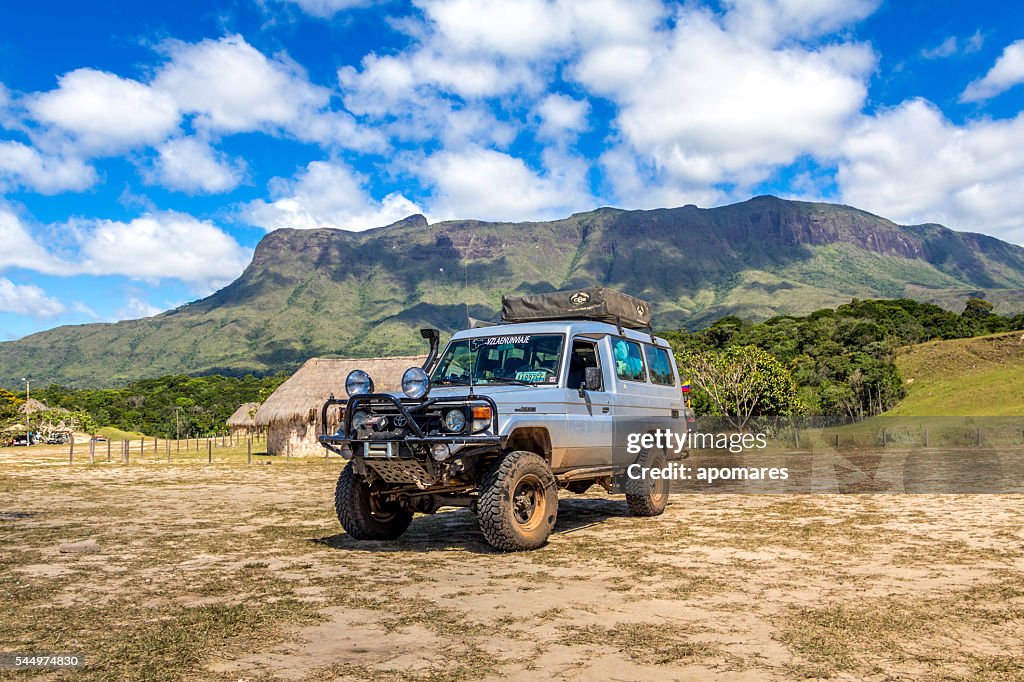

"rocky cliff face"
[3, 196, 1024, 386]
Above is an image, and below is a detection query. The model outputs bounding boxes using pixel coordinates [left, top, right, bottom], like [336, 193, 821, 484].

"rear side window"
[646, 345, 675, 385]
[613, 339, 646, 381]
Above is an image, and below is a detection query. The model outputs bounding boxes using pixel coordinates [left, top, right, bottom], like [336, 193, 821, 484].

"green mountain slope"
[4, 195, 1024, 387]
[889, 331, 1024, 416]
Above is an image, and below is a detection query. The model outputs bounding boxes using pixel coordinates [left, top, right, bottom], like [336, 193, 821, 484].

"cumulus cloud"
[577, 8, 874, 192]
[154, 35, 328, 134]
[722, 0, 880, 44]
[537, 94, 589, 137]
[420, 146, 595, 222]
[0, 141, 96, 193]
[244, 160, 422, 231]
[961, 39, 1024, 102]
[838, 99, 1024, 244]
[28, 68, 180, 153]
[0, 277, 65, 317]
[0, 204, 68, 274]
[149, 137, 245, 194]
[76, 212, 252, 288]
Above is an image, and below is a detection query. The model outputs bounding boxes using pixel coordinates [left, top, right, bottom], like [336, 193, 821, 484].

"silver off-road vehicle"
[320, 287, 687, 550]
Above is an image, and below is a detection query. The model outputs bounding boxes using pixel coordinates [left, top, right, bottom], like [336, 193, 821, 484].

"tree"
[678, 345, 803, 429]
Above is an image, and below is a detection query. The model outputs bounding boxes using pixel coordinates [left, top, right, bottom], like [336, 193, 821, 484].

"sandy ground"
[1, 453, 1023, 681]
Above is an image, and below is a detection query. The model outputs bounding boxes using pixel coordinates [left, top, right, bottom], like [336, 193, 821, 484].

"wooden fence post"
[107, 439, 111, 462]
[976, 428, 981, 446]
[247, 439, 252, 464]
[124, 440, 129, 464]
[882, 429, 887, 446]
[89, 439, 95, 465]
[166, 439, 170, 463]
[207, 440, 212, 464]
[69, 439, 74, 463]
[924, 428, 929, 447]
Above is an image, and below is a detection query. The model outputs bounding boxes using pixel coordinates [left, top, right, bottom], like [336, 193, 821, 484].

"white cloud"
[76, 212, 252, 288]
[838, 99, 1024, 244]
[920, 32, 984, 61]
[149, 137, 245, 194]
[577, 9, 874, 191]
[154, 35, 328, 134]
[0, 277, 65, 317]
[921, 37, 958, 60]
[420, 146, 594, 222]
[244, 160, 422, 231]
[537, 94, 589, 137]
[116, 296, 164, 320]
[280, 0, 370, 17]
[961, 39, 1024, 102]
[28, 68, 180, 152]
[722, 0, 879, 44]
[0, 141, 96, 193]
[0, 204, 68, 274]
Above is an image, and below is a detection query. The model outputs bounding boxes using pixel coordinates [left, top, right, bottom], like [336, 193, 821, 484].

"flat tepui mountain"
[3, 195, 1024, 387]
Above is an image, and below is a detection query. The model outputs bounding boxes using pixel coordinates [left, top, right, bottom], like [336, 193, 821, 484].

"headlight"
[345, 369, 374, 397]
[402, 366, 430, 399]
[443, 409, 467, 433]
[350, 410, 370, 431]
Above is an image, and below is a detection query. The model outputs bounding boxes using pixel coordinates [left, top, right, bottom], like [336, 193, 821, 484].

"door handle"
[602, 407, 610, 413]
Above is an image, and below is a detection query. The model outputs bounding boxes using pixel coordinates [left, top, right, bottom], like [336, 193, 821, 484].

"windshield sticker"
[471, 335, 532, 349]
[515, 370, 547, 382]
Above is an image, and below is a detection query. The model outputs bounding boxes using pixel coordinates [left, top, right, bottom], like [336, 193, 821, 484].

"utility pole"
[22, 378, 30, 445]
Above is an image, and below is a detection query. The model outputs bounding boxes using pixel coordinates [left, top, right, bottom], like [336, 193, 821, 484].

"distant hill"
[3, 195, 1024, 387]
[890, 331, 1024, 416]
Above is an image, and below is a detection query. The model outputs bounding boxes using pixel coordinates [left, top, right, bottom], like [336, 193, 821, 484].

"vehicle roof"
[449, 320, 670, 347]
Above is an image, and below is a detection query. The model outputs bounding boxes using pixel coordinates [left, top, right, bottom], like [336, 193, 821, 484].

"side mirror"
[578, 366, 602, 397]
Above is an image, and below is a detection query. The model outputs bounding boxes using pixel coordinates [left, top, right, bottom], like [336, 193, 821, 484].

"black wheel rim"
[512, 474, 546, 530]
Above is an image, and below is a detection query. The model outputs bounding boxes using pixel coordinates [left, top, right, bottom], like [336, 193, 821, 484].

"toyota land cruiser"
[319, 287, 686, 550]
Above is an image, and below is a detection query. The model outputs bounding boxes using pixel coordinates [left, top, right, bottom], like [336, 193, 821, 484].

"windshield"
[431, 334, 564, 386]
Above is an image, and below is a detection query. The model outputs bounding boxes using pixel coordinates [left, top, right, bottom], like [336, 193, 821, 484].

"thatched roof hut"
[226, 402, 261, 434]
[255, 356, 427, 456]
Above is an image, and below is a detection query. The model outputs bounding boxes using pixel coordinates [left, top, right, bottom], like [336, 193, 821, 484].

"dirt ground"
[1, 454, 1023, 681]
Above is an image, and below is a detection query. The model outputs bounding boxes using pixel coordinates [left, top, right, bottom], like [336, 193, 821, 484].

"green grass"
[94, 426, 147, 440]
[889, 331, 1024, 416]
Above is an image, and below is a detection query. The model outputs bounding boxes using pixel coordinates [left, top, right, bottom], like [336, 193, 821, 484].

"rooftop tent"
[501, 287, 652, 330]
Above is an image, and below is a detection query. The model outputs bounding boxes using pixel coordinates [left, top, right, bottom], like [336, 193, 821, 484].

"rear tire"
[334, 462, 413, 540]
[625, 445, 670, 516]
[477, 451, 558, 551]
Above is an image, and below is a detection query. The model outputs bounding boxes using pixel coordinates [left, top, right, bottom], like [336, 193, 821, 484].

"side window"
[567, 339, 602, 390]
[612, 338, 646, 382]
[645, 345, 675, 385]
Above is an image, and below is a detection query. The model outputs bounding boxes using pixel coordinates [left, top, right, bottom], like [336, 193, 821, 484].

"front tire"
[625, 445, 670, 516]
[334, 462, 413, 540]
[477, 451, 558, 551]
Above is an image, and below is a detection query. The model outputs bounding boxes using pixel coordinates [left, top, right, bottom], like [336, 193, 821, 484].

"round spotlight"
[349, 410, 370, 431]
[443, 408, 467, 433]
[402, 366, 430, 399]
[345, 369, 374, 397]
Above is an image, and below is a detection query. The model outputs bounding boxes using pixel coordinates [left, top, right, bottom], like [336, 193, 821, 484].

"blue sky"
[1, 0, 1023, 340]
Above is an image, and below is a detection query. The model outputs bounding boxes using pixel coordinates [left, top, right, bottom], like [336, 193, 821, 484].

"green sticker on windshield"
[515, 370, 547, 382]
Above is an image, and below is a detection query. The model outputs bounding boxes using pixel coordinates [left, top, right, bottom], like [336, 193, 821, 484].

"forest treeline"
[665, 297, 1024, 418]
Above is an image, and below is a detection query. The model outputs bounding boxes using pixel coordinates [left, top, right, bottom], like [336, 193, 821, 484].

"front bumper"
[318, 392, 502, 459]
